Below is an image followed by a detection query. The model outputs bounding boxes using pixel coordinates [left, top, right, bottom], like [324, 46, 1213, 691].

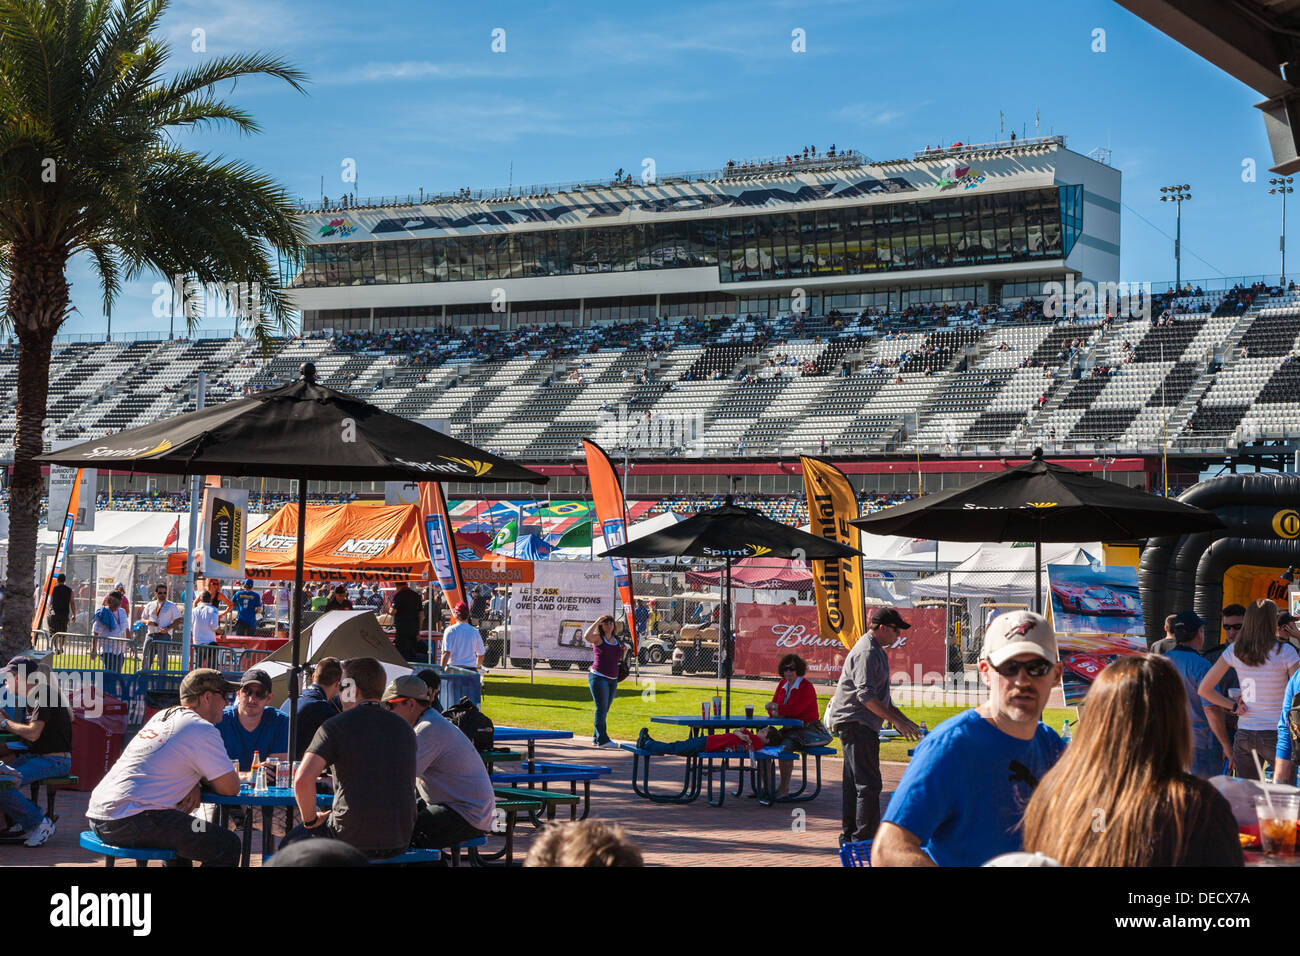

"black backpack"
[443, 697, 495, 751]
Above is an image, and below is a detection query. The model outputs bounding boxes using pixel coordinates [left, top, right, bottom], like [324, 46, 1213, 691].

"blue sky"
[61, 0, 1289, 335]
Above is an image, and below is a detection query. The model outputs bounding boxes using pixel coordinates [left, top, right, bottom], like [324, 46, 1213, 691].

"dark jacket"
[295, 682, 342, 759]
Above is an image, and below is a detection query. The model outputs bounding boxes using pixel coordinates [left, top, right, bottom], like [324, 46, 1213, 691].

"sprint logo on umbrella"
[1025, 502, 1059, 508]
[82, 438, 174, 460]
[394, 456, 493, 477]
[702, 543, 772, 557]
[441, 456, 493, 477]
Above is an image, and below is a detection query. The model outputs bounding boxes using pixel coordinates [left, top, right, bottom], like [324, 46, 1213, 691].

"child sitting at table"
[635, 725, 781, 755]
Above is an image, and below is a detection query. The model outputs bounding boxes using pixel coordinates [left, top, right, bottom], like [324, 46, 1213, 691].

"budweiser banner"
[202, 486, 248, 578]
[734, 604, 946, 683]
[800, 456, 865, 651]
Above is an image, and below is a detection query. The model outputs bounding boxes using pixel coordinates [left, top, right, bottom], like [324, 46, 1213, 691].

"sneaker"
[636, 728, 650, 751]
[24, 817, 56, 847]
[600, 740, 620, 749]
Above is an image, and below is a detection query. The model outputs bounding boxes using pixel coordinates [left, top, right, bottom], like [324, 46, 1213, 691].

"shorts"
[235, 620, 258, 636]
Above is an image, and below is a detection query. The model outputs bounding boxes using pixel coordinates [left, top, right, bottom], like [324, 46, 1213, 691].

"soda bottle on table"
[250, 750, 262, 791]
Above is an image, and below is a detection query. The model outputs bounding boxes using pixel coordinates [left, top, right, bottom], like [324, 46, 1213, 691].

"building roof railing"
[910, 135, 1066, 162]
[294, 151, 871, 215]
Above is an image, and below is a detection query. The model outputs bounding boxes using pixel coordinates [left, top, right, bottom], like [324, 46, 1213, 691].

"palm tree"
[0, 0, 307, 660]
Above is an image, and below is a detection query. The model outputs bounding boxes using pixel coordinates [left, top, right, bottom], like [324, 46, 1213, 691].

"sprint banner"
[202, 486, 249, 578]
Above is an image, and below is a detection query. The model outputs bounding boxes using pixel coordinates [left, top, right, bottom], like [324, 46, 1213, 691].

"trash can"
[68, 688, 129, 791]
[436, 665, 481, 710]
[142, 689, 179, 724]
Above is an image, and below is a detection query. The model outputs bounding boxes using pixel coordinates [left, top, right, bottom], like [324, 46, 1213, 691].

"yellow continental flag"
[800, 456, 865, 650]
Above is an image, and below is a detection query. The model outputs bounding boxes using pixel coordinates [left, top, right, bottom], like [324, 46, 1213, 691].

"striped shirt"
[1223, 642, 1300, 730]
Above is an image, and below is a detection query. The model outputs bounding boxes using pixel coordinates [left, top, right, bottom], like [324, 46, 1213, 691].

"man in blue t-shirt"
[874, 610, 1065, 867]
[1161, 609, 1224, 779]
[232, 579, 263, 636]
[216, 668, 290, 770]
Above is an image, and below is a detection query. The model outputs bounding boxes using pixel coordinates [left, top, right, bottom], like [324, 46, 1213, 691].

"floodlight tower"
[1159, 185, 1192, 290]
[1270, 177, 1294, 284]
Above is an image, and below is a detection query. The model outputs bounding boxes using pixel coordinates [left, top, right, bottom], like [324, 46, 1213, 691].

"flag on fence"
[164, 515, 180, 549]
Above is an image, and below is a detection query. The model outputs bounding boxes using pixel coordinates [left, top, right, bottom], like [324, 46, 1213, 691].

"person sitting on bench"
[634, 725, 781, 755]
[0, 655, 72, 847]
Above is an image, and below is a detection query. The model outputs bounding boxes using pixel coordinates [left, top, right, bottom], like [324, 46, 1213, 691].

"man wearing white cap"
[873, 610, 1065, 867]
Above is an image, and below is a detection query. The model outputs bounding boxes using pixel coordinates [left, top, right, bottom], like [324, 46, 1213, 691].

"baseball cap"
[0, 654, 41, 680]
[1279, 611, 1299, 627]
[870, 607, 911, 630]
[981, 610, 1058, 667]
[239, 668, 273, 694]
[244, 578, 254, 588]
[381, 674, 433, 704]
[1170, 610, 1208, 636]
[454, 601, 470, 618]
[180, 668, 241, 699]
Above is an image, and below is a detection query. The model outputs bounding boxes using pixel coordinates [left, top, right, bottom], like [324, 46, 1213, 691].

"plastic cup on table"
[1255, 793, 1300, 855]
[712, 697, 722, 718]
[701, 702, 709, 721]
[744, 705, 754, 720]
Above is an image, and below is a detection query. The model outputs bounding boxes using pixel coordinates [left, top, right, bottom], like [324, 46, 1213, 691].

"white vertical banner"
[48, 465, 95, 532]
[201, 486, 250, 578]
[507, 561, 614, 664]
[95, 554, 134, 607]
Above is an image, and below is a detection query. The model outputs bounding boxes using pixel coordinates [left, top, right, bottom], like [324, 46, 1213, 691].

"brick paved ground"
[0, 742, 906, 867]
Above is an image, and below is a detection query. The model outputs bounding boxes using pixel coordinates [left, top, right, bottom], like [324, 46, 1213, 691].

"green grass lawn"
[483, 673, 1074, 761]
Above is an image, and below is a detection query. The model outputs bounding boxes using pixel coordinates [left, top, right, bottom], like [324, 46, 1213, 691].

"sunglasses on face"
[781, 665, 797, 672]
[241, 687, 269, 700]
[987, 657, 1054, 679]
[1224, 623, 1243, 631]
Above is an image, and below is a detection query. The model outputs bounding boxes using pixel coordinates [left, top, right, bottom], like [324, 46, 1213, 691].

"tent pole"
[724, 555, 732, 718]
[1035, 540, 1042, 615]
[287, 475, 308, 763]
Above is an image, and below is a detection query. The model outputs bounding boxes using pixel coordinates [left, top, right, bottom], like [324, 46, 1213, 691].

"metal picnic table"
[491, 727, 573, 765]
[201, 785, 332, 867]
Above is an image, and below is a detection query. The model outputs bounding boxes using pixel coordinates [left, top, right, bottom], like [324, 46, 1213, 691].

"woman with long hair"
[1199, 599, 1300, 780]
[1023, 654, 1243, 867]
[583, 614, 624, 748]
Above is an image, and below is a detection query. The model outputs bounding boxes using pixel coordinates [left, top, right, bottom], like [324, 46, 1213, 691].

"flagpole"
[180, 372, 205, 670]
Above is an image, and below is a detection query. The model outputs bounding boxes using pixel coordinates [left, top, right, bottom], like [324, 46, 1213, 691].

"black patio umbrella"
[36, 363, 547, 758]
[601, 496, 859, 716]
[850, 448, 1223, 613]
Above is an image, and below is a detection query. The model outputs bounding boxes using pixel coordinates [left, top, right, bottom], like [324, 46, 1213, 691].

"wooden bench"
[79, 830, 177, 867]
[28, 776, 79, 821]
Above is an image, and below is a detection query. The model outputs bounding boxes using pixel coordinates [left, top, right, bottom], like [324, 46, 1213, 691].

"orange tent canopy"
[460, 539, 534, 585]
[245, 502, 433, 584]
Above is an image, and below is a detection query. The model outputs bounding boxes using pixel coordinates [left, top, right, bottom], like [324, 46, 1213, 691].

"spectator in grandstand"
[140, 584, 182, 671]
[0, 655, 71, 846]
[87, 669, 243, 866]
[284, 658, 416, 860]
[232, 579, 262, 635]
[384, 675, 494, 849]
[524, 819, 643, 867]
[217, 668, 290, 771]
[827, 608, 923, 849]
[295, 657, 343, 760]
[1022, 654, 1242, 867]
[585, 614, 624, 749]
[1198, 599, 1300, 781]
[872, 611, 1062, 866]
[766, 653, 832, 798]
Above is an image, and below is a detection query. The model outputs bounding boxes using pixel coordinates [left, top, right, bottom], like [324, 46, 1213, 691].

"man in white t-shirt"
[440, 602, 485, 670]
[141, 583, 182, 671]
[86, 669, 242, 866]
[192, 592, 221, 645]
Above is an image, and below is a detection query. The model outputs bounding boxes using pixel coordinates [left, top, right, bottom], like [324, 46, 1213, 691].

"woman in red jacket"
[767, 654, 833, 798]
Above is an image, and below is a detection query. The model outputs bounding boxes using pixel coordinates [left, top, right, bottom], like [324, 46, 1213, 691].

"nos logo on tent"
[335, 537, 395, 557]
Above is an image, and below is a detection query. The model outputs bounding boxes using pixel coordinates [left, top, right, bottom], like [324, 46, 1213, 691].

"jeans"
[1233, 728, 1279, 780]
[279, 822, 404, 860]
[588, 671, 617, 745]
[0, 753, 71, 830]
[141, 635, 170, 671]
[644, 736, 709, 756]
[839, 723, 883, 844]
[1191, 737, 1225, 780]
[411, 802, 483, 849]
[90, 809, 241, 867]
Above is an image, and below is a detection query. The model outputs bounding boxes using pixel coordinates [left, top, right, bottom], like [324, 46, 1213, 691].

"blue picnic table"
[492, 726, 574, 764]
[202, 785, 332, 867]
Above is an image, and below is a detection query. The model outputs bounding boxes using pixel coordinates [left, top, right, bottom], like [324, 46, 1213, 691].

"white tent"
[260, 609, 410, 707]
[857, 532, 984, 572]
[908, 543, 1103, 602]
[4, 510, 269, 553]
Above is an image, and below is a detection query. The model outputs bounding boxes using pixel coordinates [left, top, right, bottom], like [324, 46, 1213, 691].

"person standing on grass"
[441, 602, 485, 671]
[872, 610, 1064, 866]
[825, 607, 922, 847]
[585, 613, 623, 749]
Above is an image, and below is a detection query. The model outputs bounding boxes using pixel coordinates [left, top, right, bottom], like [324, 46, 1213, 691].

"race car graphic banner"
[1047, 563, 1145, 706]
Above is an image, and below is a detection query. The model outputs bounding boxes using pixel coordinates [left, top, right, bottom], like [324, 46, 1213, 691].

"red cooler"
[68, 687, 129, 791]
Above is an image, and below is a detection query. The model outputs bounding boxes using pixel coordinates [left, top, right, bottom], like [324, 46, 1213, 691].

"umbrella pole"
[287, 476, 307, 762]
[724, 555, 732, 718]
[1035, 540, 1042, 615]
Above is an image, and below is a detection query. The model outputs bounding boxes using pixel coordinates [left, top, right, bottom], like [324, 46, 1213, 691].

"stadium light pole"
[1270, 177, 1294, 284]
[1159, 185, 1191, 290]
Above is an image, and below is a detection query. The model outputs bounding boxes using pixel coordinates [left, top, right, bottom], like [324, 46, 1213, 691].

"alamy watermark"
[1041, 277, 1152, 322]
[597, 402, 704, 454]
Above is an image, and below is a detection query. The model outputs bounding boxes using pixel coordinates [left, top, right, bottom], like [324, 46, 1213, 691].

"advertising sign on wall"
[508, 561, 615, 664]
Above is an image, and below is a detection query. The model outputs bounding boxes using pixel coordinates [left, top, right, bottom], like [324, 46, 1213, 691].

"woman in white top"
[1200, 599, 1300, 780]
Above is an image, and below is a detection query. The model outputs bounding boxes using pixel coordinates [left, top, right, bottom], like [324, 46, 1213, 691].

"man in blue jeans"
[0, 655, 72, 847]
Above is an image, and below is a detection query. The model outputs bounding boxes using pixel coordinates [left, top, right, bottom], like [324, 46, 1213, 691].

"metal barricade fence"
[33, 631, 138, 673]
[144, 641, 243, 674]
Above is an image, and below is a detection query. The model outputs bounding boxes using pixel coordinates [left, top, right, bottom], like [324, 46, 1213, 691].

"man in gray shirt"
[825, 607, 921, 846]
[383, 675, 496, 848]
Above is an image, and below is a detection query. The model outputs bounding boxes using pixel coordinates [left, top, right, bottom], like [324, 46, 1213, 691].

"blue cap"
[244, 578, 254, 588]
[1171, 610, 1208, 635]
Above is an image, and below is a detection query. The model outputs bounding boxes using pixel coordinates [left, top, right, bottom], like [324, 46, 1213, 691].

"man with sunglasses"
[1160, 610, 1225, 778]
[1203, 603, 1243, 766]
[825, 607, 922, 848]
[382, 675, 495, 850]
[873, 610, 1064, 867]
[216, 669, 289, 772]
[141, 584, 181, 672]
